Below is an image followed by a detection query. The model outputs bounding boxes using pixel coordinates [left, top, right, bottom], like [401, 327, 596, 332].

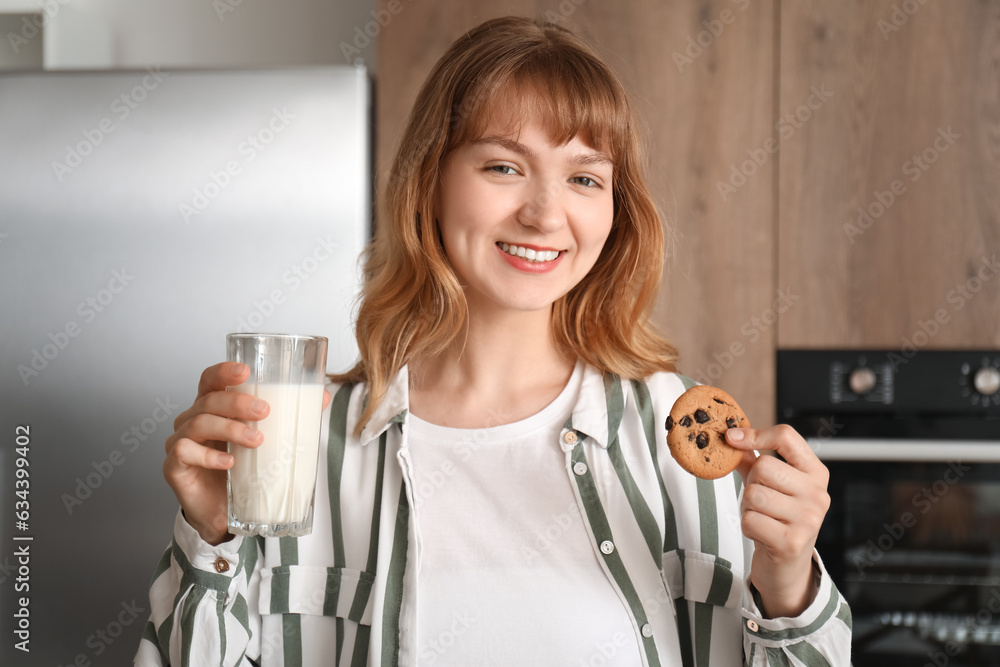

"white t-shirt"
[407, 362, 644, 666]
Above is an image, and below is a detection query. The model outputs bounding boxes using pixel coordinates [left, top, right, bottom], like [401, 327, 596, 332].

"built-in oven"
[777, 350, 1000, 667]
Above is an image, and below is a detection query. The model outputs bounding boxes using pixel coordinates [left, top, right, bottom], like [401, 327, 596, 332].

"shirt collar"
[356, 362, 623, 449]
[566, 363, 623, 450]
[359, 365, 410, 445]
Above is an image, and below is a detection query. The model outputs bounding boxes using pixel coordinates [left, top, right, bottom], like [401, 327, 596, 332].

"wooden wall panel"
[377, 0, 778, 424]
[639, 1, 776, 426]
[778, 0, 1000, 349]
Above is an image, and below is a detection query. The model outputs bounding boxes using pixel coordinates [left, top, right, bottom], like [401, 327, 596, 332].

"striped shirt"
[135, 365, 853, 666]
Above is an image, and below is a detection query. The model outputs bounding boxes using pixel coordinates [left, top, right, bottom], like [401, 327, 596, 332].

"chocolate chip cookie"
[665, 385, 749, 480]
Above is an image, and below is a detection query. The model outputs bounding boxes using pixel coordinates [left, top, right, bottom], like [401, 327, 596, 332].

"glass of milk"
[225, 332, 328, 538]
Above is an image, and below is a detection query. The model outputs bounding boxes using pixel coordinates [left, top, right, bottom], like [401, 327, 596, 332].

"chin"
[502, 293, 565, 313]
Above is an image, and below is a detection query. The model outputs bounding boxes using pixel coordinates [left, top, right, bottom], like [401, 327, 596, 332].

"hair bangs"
[447, 45, 628, 161]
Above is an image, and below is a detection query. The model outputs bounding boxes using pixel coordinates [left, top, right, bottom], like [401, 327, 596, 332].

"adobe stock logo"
[178, 107, 295, 222]
[17, 268, 135, 386]
[843, 126, 959, 244]
[671, 0, 751, 73]
[878, 0, 932, 41]
[339, 0, 413, 62]
[50, 68, 169, 182]
[691, 288, 799, 385]
[852, 461, 971, 577]
[61, 397, 180, 514]
[419, 611, 477, 665]
[233, 235, 339, 332]
[716, 85, 834, 201]
[6, 0, 71, 54]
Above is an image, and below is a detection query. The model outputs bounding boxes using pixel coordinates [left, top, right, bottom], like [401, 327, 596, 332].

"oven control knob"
[849, 366, 877, 395]
[973, 366, 1000, 396]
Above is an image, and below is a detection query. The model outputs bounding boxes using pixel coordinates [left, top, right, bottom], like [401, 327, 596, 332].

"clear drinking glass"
[225, 333, 328, 537]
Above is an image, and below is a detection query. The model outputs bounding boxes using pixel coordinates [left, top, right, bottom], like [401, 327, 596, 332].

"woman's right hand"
[163, 361, 330, 545]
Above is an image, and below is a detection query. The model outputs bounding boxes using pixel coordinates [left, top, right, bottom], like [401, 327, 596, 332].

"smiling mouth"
[497, 242, 562, 263]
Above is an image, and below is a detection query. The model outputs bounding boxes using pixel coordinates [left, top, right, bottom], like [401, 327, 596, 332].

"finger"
[168, 413, 264, 454]
[198, 361, 250, 398]
[741, 507, 792, 549]
[165, 437, 234, 475]
[728, 424, 823, 473]
[741, 472, 830, 549]
[323, 389, 331, 411]
[742, 509, 813, 558]
[745, 453, 813, 497]
[175, 384, 270, 434]
[193, 389, 270, 423]
[735, 448, 757, 486]
[174, 362, 250, 431]
[741, 481, 801, 525]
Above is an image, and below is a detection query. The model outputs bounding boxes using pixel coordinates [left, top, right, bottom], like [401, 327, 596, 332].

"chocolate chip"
[696, 433, 709, 449]
[679, 415, 692, 427]
[719, 432, 728, 443]
[694, 409, 710, 424]
[665, 415, 673, 431]
[726, 417, 738, 429]
[704, 456, 710, 462]
[713, 398, 725, 404]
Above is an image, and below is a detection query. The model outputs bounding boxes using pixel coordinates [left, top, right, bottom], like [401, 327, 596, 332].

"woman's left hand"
[727, 424, 831, 619]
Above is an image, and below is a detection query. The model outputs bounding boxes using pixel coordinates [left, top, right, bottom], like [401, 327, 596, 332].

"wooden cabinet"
[377, 0, 1000, 425]
[778, 0, 1000, 351]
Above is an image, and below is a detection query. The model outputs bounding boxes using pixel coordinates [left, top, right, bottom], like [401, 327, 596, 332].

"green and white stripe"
[136, 367, 853, 667]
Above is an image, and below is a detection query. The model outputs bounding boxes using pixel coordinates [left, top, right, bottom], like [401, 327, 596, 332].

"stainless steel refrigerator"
[0, 66, 370, 665]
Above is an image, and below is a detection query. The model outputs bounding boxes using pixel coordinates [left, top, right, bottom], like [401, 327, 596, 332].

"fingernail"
[251, 399, 267, 414]
[232, 363, 247, 376]
[219, 453, 234, 467]
[728, 428, 745, 443]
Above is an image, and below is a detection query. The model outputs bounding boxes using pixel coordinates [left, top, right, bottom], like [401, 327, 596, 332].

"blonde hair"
[332, 16, 678, 432]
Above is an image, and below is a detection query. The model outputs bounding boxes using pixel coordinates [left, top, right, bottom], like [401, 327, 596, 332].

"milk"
[227, 382, 325, 536]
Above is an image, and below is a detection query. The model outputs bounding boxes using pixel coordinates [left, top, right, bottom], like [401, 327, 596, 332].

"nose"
[517, 179, 566, 233]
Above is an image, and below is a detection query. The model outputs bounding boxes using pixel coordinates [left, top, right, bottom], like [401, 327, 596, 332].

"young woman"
[137, 17, 851, 666]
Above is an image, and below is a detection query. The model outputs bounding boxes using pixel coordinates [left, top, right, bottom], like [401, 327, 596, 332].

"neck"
[409, 304, 576, 427]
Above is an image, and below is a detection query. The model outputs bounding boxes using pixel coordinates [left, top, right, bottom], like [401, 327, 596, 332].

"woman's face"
[435, 113, 615, 318]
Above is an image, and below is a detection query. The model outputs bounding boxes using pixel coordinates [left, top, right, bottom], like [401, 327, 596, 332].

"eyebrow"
[472, 135, 613, 167]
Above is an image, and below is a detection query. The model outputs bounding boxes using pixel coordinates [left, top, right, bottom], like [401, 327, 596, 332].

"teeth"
[499, 243, 560, 263]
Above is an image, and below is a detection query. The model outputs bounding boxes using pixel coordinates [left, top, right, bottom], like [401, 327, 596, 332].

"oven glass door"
[819, 456, 1000, 666]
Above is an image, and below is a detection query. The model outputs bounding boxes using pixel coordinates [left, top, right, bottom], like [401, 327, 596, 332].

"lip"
[495, 242, 565, 273]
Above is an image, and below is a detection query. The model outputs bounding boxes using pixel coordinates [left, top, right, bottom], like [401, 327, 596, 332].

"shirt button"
[641, 624, 653, 638]
[746, 619, 759, 632]
[214, 557, 230, 573]
[600, 540, 615, 555]
[573, 462, 588, 475]
[563, 431, 578, 445]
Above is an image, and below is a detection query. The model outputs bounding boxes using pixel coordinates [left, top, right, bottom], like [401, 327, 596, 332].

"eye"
[571, 175, 602, 189]
[486, 164, 518, 176]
